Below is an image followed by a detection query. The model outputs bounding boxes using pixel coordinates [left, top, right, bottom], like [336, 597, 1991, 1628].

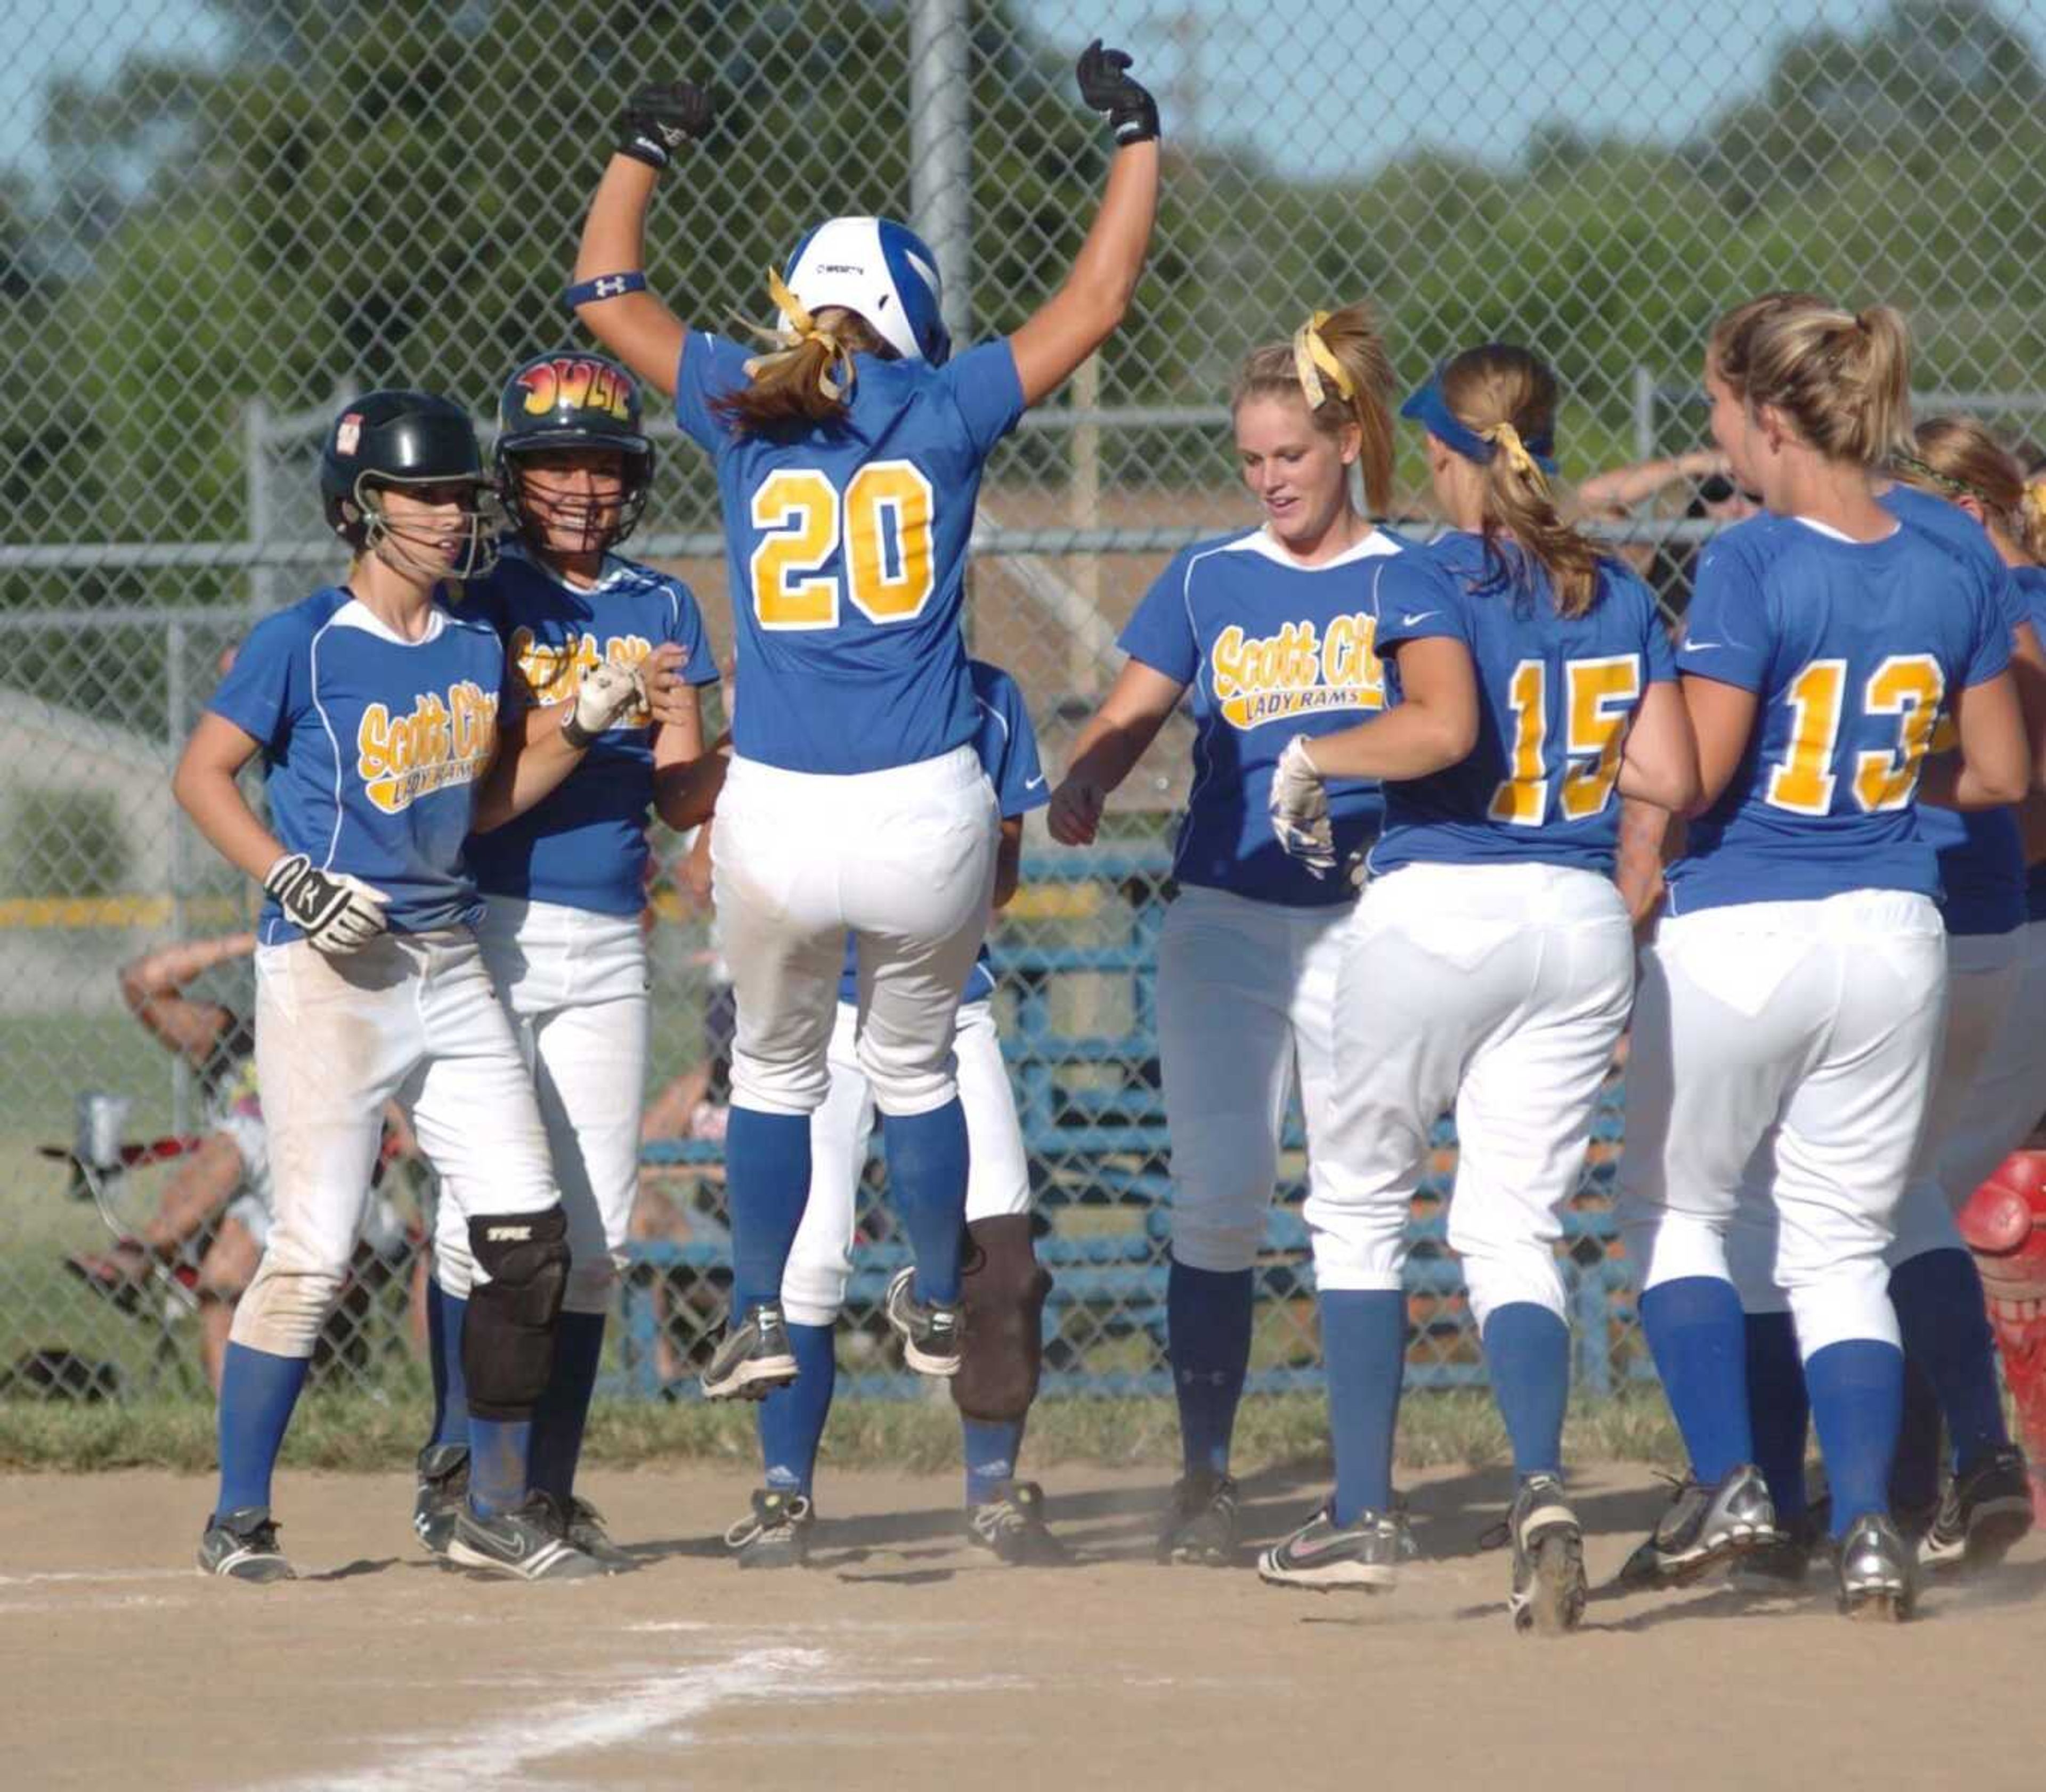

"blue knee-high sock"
[467, 1419, 532, 1521]
[1890, 1248, 2009, 1472]
[1805, 1338, 1904, 1538]
[1322, 1289, 1408, 1525]
[215, 1342, 311, 1516]
[1743, 1313, 1809, 1525]
[1167, 1257, 1254, 1479]
[883, 1099, 969, 1306]
[1890, 1354, 1944, 1514]
[1640, 1276, 1752, 1483]
[426, 1281, 469, 1451]
[1481, 1302, 1570, 1481]
[963, 1415, 1027, 1507]
[758, 1321, 838, 1497]
[726, 1106, 813, 1312]
[527, 1310, 606, 1502]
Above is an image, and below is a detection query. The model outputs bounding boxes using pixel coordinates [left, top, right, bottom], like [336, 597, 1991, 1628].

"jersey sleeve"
[1963, 561, 2015, 687]
[1370, 555, 1470, 655]
[1117, 549, 1203, 686]
[1676, 536, 1771, 692]
[673, 330, 754, 453]
[939, 340, 1027, 458]
[974, 666, 1048, 818]
[206, 608, 308, 751]
[1614, 565, 1678, 682]
[662, 579, 721, 687]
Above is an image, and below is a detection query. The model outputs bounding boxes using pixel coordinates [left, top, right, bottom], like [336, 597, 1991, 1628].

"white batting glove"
[264, 853, 390, 955]
[1269, 735, 1335, 877]
[562, 658, 647, 748]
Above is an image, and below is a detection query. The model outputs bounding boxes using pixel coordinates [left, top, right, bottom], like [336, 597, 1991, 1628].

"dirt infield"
[5, 1461, 2042, 1792]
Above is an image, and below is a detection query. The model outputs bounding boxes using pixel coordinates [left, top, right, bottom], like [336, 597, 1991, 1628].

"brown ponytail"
[1436, 344, 1603, 619]
[1895, 415, 2043, 561]
[1231, 302, 1397, 515]
[710, 306, 891, 437]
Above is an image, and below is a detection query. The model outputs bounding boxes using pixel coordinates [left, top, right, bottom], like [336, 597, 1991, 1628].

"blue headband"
[1400, 369, 1558, 474]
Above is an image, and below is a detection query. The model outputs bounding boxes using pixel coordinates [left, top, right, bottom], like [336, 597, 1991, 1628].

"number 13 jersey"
[675, 331, 1026, 775]
[1668, 511, 2009, 915]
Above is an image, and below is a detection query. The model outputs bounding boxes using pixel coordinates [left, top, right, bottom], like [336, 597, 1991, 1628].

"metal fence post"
[910, 0, 971, 348]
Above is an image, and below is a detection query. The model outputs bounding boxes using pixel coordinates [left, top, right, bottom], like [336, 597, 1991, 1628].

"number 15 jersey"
[1668, 512, 2009, 916]
[676, 331, 1027, 776]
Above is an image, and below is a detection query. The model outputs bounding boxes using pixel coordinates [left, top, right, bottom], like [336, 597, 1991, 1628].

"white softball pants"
[712, 746, 999, 1118]
[235, 930, 558, 1358]
[781, 997, 1030, 1326]
[1619, 892, 1947, 1358]
[1314, 861, 1634, 1326]
[1156, 886, 1349, 1274]
[425, 897, 650, 1314]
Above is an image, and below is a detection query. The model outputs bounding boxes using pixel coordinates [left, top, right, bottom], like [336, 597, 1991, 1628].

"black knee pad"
[952, 1214, 1052, 1423]
[463, 1206, 570, 1421]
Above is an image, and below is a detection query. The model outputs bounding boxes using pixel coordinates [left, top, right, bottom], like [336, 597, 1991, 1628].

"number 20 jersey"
[675, 330, 1026, 775]
[1667, 512, 2009, 915]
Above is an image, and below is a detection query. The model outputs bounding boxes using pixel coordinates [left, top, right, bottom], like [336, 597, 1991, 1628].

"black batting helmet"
[319, 390, 496, 579]
[494, 351, 655, 551]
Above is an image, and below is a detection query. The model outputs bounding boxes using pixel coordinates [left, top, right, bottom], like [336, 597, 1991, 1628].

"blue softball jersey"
[1365, 533, 1675, 878]
[208, 589, 504, 944]
[836, 659, 1047, 1007]
[2017, 564, 2046, 926]
[459, 543, 718, 917]
[1119, 527, 1404, 908]
[1886, 484, 2026, 935]
[1667, 512, 2009, 917]
[675, 330, 1025, 776]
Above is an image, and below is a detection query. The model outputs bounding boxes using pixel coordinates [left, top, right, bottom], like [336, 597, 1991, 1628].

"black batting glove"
[1076, 39, 1159, 147]
[617, 81, 717, 172]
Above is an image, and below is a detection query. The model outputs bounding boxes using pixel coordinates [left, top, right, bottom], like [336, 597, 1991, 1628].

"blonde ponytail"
[1233, 302, 1397, 514]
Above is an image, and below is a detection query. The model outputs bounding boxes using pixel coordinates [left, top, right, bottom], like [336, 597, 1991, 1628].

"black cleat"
[1836, 1510, 1917, 1621]
[446, 1492, 603, 1581]
[1614, 1464, 1776, 1590]
[1919, 1445, 2033, 1574]
[412, 1443, 469, 1559]
[700, 1301, 798, 1402]
[966, 1480, 1070, 1566]
[197, 1506, 296, 1583]
[558, 1494, 637, 1573]
[1258, 1501, 1409, 1592]
[723, 1488, 815, 1569]
[883, 1267, 962, 1376]
[1499, 1475, 1586, 1635]
[1157, 1469, 1239, 1566]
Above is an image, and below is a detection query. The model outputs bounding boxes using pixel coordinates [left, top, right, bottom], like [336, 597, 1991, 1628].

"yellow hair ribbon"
[2025, 477, 2046, 520]
[741, 267, 857, 400]
[1484, 420, 1542, 482]
[1292, 311, 1355, 410]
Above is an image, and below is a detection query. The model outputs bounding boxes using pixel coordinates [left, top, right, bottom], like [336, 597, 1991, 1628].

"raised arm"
[571, 83, 718, 398]
[1008, 43, 1161, 409]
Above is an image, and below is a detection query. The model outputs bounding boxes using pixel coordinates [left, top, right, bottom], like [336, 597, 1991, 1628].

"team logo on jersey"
[1209, 614, 1384, 729]
[513, 357, 635, 422]
[508, 628, 656, 725]
[356, 682, 499, 814]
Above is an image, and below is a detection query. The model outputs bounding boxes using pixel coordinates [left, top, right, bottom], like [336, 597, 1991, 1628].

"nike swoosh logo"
[1401, 610, 1439, 625]
[1684, 640, 1724, 651]
[1025, 773, 1047, 789]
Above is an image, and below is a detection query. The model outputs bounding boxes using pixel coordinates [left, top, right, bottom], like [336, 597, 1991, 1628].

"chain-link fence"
[6, 0, 2045, 1413]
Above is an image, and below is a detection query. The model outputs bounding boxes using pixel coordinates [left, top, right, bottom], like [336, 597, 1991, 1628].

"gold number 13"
[749, 461, 937, 631]
[1766, 654, 1944, 816]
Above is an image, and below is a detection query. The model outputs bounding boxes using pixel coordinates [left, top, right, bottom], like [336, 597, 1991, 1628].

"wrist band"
[565, 271, 648, 308]
[560, 710, 598, 750]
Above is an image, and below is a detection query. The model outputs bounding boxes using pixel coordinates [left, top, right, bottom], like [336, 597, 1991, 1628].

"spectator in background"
[1578, 447, 1759, 622]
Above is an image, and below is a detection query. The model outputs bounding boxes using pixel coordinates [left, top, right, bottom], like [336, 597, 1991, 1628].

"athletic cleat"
[1613, 1464, 1776, 1589]
[411, 1443, 469, 1558]
[966, 1479, 1070, 1566]
[1836, 1511, 1917, 1621]
[1919, 1445, 2034, 1574]
[1730, 1512, 1820, 1592]
[558, 1494, 637, 1573]
[197, 1506, 296, 1583]
[446, 1492, 603, 1581]
[883, 1266, 962, 1377]
[723, 1488, 815, 1569]
[700, 1301, 798, 1402]
[1156, 1469, 1239, 1566]
[1257, 1502, 1409, 1592]
[1500, 1475, 1586, 1635]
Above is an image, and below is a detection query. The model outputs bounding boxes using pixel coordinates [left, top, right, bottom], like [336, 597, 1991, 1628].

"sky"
[2, 2, 2038, 185]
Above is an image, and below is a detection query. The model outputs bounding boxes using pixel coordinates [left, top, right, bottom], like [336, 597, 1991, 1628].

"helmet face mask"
[494, 352, 654, 557]
[352, 471, 500, 584]
[321, 389, 496, 583]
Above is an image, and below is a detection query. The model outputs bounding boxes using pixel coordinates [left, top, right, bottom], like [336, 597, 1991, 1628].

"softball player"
[570, 45, 1159, 1400]
[409, 351, 723, 1568]
[1264, 346, 1697, 1633]
[172, 390, 648, 1583]
[1615, 300, 2031, 1622]
[727, 660, 1065, 1568]
[1048, 303, 1403, 1565]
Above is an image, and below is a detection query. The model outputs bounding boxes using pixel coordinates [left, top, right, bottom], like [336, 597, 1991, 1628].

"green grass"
[0, 1387, 1685, 1477]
